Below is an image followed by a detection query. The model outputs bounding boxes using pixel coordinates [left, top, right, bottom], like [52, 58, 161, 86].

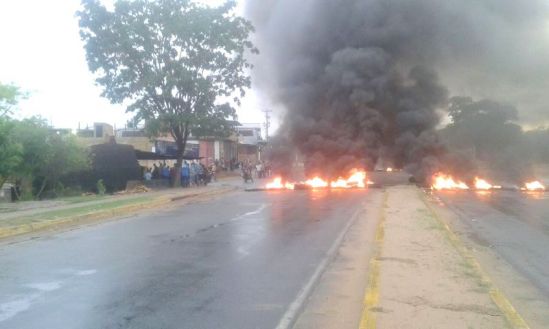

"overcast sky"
[0, 0, 275, 134]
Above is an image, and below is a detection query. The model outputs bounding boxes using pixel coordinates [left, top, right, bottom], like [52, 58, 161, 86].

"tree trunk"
[14, 178, 22, 201]
[171, 134, 188, 188]
[36, 177, 48, 200]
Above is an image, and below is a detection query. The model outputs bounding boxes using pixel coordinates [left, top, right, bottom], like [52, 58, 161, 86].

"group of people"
[142, 159, 272, 186]
[240, 160, 272, 183]
[180, 161, 217, 187]
[143, 161, 216, 187]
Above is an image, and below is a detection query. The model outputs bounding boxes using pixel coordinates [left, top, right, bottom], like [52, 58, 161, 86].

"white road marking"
[243, 204, 268, 217]
[0, 267, 96, 323]
[233, 204, 269, 259]
[0, 281, 63, 322]
[274, 205, 365, 329]
[25, 282, 62, 292]
[0, 294, 39, 322]
[230, 204, 268, 222]
[76, 269, 97, 276]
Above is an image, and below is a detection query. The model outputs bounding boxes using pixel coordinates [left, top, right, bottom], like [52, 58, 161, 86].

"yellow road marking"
[359, 191, 388, 329]
[419, 191, 530, 329]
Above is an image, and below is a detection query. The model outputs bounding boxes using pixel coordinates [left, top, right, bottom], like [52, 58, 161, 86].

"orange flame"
[432, 173, 469, 190]
[474, 177, 502, 191]
[265, 169, 371, 190]
[265, 177, 295, 190]
[305, 177, 329, 188]
[329, 171, 370, 188]
[523, 181, 545, 191]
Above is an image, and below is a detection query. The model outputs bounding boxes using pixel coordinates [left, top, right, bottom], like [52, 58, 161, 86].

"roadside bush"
[96, 179, 106, 195]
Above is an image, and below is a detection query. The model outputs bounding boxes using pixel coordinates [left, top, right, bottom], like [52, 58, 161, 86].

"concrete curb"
[0, 187, 235, 240]
[359, 190, 388, 329]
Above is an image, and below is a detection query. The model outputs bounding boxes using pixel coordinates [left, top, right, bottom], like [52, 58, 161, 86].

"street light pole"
[262, 109, 272, 142]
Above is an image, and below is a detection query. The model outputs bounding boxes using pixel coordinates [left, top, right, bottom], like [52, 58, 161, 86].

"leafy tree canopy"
[441, 97, 532, 180]
[0, 117, 22, 187]
[78, 0, 257, 176]
[0, 82, 25, 187]
[448, 96, 518, 125]
[443, 97, 523, 153]
[0, 82, 27, 117]
[13, 118, 90, 199]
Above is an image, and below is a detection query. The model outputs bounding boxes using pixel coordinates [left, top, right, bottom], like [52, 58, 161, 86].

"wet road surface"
[0, 189, 373, 329]
[435, 190, 549, 301]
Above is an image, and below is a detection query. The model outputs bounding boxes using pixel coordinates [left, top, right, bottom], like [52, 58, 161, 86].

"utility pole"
[262, 109, 272, 142]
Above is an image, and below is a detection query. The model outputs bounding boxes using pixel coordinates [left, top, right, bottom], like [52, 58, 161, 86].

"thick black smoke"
[246, 0, 549, 181]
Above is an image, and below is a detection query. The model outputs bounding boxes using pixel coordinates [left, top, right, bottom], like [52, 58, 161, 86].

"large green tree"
[0, 82, 25, 187]
[78, 0, 257, 184]
[0, 82, 26, 117]
[443, 97, 523, 156]
[441, 97, 531, 180]
[14, 118, 90, 199]
[0, 117, 22, 188]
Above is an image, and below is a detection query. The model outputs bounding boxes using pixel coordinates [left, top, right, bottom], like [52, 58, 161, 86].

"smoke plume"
[246, 0, 549, 181]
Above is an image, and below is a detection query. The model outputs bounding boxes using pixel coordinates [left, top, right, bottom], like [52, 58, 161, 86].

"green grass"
[1, 195, 152, 227]
[0, 207, 16, 214]
[59, 194, 108, 204]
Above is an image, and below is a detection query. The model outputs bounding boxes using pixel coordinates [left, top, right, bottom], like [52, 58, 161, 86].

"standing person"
[152, 163, 160, 179]
[242, 162, 253, 183]
[265, 162, 271, 178]
[200, 163, 210, 185]
[181, 161, 190, 187]
[170, 166, 178, 185]
[256, 162, 263, 179]
[211, 162, 217, 182]
[196, 161, 205, 185]
[190, 161, 198, 186]
[162, 165, 170, 180]
[144, 169, 152, 181]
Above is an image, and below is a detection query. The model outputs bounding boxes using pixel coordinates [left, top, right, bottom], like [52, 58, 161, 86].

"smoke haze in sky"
[246, 0, 549, 178]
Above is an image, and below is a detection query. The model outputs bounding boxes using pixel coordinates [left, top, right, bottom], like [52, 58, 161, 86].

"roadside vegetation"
[0, 82, 90, 200]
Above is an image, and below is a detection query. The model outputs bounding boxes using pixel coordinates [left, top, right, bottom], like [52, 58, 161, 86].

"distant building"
[77, 123, 114, 139]
[76, 122, 264, 168]
[236, 124, 263, 145]
[49, 128, 73, 136]
[199, 138, 237, 167]
[0, 184, 13, 203]
[236, 124, 264, 163]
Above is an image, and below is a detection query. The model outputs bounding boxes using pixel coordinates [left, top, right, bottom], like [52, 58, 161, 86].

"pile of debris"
[115, 185, 151, 195]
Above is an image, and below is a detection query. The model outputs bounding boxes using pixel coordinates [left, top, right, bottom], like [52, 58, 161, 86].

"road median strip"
[359, 186, 524, 329]
[419, 190, 530, 329]
[0, 187, 234, 240]
[359, 191, 387, 329]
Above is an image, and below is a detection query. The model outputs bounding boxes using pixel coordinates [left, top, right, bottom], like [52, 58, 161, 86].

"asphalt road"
[0, 188, 374, 329]
[435, 190, 549, 302]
